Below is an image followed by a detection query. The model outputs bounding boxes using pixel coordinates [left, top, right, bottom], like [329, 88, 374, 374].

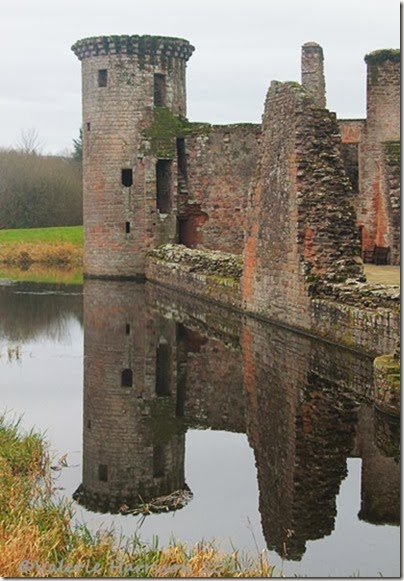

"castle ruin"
[71, 36, 400, 357]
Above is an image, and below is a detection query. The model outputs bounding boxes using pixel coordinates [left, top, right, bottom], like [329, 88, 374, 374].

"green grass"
[0, 225, 83, 246]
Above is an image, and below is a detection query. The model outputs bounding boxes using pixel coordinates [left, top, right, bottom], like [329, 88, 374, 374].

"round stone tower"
[71, 35, 194, 279]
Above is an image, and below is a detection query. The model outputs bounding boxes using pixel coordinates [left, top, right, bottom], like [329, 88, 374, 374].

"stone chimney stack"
[301, 42, 326, 108]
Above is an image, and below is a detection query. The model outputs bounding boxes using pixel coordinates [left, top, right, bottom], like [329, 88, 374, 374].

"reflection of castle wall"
[243, 317, 366, 561]
[77, 279, 186, 513]
[356, 405, 400, 526]
[177, 325, 245, 433]
[146, 283, 246, 433]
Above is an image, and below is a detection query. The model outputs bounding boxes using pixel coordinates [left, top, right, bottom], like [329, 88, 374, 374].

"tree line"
[0, 131, 83, 229]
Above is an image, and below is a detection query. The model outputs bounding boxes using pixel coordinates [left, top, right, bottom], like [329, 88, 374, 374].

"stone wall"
[72, 36, 194, 279]
[301, 42, 326, 108]
[242, 80, 363, 329]
[357, 50, 400, 261]
[146, 244, 242, 310]
[338, 119, 366, 197]
[383, 141, 400, 264]
[180, 124, 261, 254]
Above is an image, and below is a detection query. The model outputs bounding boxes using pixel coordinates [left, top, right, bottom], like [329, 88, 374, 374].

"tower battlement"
[71, 35, 194, 62]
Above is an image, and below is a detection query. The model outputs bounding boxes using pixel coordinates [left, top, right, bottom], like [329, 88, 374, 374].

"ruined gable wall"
[182, 124, 261, 254]
[242, 81, 363, 329]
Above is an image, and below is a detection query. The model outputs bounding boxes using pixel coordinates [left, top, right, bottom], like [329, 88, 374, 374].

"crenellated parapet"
[71, 35, 194, 63]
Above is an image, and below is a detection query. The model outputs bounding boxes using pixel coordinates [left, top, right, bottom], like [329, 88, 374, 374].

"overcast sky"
[0, 0, 400, 154]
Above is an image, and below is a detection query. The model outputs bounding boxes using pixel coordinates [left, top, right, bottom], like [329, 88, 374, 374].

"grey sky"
[0, 0, 400, 154]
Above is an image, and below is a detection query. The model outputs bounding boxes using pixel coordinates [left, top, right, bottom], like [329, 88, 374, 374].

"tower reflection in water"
[74, 280, 400, 561]
[74, 280, 190, 515]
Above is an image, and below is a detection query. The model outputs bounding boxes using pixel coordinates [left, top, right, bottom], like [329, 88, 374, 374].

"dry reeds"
[0, 414, 279, 578]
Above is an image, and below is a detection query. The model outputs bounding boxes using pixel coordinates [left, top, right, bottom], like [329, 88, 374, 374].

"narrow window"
[125, 323, 131, 335]
[176, 138, 188, 184]
[98, 464, 108, 482]
[125, 221, 130, 234]
[156, 160, 172, 213]
[156, 338, 171, 396]
[121, 168, 133, 187]
[153, 445, 165, 478]
[87, 419, 92, 429]
[86, 122, 91, 131]
[154, 73, 166, 107]
[98, 69, 108, 87]
[121, 368, 133, 387]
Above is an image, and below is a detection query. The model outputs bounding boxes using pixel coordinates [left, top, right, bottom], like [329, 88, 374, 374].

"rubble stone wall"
[181, 124, 261, 254]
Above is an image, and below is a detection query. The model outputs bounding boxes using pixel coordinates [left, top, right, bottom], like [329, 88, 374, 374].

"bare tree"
[17, 127, 43, 155]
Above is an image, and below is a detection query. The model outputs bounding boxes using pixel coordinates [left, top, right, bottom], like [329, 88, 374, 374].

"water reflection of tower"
[74, 279, 189, 514]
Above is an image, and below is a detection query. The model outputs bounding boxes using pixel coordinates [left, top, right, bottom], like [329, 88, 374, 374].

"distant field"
[0, 225, 83, 245]
[364, 265, 400, 286]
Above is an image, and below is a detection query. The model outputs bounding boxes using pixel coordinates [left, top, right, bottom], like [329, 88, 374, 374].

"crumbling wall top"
[71, 35, 195, 62]
[365, 48, 400, 65]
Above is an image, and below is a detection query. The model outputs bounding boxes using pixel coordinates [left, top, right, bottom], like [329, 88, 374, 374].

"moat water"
[0, 278, 400, 577]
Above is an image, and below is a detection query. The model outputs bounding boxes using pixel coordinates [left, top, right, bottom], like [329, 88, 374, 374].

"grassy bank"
[0, 414, 278, 578]
[0, 226, 83, 269]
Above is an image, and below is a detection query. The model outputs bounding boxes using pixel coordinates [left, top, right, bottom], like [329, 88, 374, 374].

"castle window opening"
[86, 122, 91, 131]
[156, 337, 171, 396]
[98, 69, 108, 87]
[125, 221, 130, 234]
[121, 368, 133, 387]
[153, 445, 165, 478]
[176, 138, 188, 184]
[98, 464, 108, 482]
[153, 73, 166, 107]
[156, 160, 172, 213]
[125, 323, 131, 335]
[121, 168, 133, 187]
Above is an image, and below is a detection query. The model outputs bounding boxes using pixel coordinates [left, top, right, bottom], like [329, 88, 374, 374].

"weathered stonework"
[181, 124, 261, 254]
[242, 80, 364, 329]
[72, 37, 400, 362]
[72, 36, 194, 279]
[357, 50, 400, 264]
[301, 41, 326, 108]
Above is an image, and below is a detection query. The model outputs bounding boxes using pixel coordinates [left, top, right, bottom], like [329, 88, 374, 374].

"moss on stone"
[144, 107, 194, 157]
[384, 141, 400, 165]
[365, 49, 400, 85]
[365, 49, 400, 65]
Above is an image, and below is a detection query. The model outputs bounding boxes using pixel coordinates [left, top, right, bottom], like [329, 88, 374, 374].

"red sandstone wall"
[182, 124, 261, 254]
[72, 36, 193, 278]
[242, 81, 363, 328]
[357, 52, 400, 261]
